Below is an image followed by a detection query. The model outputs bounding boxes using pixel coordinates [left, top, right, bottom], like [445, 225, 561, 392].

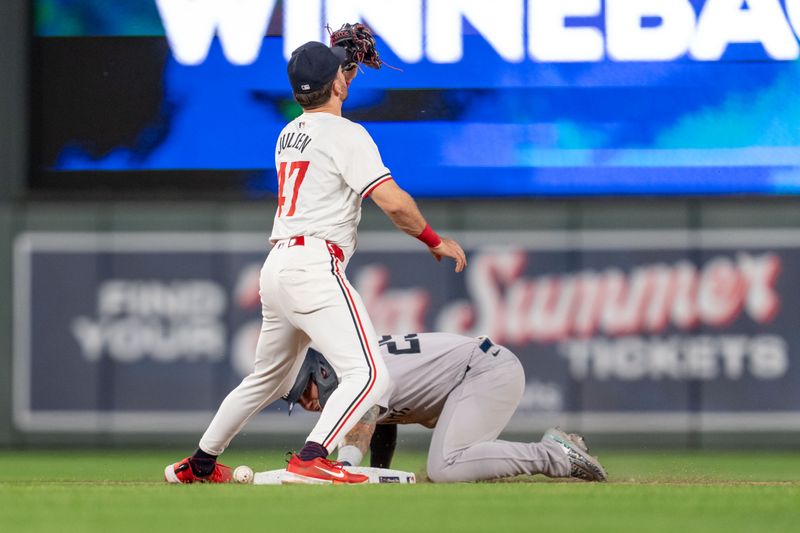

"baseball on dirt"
[233, 465, 254, 484]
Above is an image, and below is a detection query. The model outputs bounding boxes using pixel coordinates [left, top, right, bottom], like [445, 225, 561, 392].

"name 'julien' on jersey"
[270, 113, 393, 257]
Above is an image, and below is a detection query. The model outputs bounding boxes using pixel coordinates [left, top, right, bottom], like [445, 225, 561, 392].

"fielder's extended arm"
[369, 180, 467, 272]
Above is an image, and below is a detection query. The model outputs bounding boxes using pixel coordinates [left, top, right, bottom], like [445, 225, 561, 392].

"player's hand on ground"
[429, 238, 467, 272]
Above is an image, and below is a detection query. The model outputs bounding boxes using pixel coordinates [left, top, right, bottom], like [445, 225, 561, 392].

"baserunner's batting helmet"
[283, 348, 339, 414]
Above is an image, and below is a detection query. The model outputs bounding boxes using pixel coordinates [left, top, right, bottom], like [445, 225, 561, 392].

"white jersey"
[376, 333, 485, 428]
[269, 112, 392, 256]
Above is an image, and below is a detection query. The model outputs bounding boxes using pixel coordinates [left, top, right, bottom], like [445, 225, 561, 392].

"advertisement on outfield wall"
[12, 230, 800, 433]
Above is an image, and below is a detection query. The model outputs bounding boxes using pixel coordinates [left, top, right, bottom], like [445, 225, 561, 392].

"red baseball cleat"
[284, 454, 368, 484]
[164, 457, 232, 484]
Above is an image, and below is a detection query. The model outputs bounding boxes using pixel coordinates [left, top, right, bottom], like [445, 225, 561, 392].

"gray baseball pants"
[426, 346, 569, 482]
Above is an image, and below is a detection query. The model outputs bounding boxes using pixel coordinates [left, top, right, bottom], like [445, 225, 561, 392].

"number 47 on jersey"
[277, 161, 309, 217]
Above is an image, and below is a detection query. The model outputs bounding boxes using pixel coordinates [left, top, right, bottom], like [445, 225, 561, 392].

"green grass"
[1, 450, 799, 533]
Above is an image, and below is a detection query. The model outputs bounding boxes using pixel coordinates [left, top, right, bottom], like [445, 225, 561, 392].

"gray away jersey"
[375, 332, 480, 428]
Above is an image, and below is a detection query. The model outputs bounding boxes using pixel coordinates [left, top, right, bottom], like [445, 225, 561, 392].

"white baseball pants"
[425, 347, 569, 482]
[199, 235, 390, 455]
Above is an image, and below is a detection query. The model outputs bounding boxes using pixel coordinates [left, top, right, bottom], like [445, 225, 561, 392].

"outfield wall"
[3, 199, 800, 448]
[3, 0, 800, 448]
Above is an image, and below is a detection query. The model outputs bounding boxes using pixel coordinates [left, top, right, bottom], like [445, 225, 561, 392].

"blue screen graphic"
[33, 0, 800, 197]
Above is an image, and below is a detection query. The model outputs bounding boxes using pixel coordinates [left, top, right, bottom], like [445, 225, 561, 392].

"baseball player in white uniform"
[165, 41, 467, 484]
[287, 332, 608, 482]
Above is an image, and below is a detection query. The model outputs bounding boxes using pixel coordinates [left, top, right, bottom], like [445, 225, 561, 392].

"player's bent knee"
[425, 461, 446, 483]
[426, 461, 461, 483]
[426, 450, 468, 483]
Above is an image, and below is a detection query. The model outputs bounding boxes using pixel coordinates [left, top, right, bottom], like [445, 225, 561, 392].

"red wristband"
[416, 223, 442, 248]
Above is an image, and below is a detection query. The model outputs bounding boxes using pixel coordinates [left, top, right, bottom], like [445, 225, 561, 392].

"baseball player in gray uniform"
[165, 39, 467, 485]
[287, 332, 608, 482]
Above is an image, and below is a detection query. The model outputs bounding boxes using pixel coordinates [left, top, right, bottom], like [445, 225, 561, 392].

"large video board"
[32, 0, 800, 197]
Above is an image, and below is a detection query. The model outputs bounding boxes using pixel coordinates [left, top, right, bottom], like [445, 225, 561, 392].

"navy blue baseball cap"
[287, 41, 348, 94]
